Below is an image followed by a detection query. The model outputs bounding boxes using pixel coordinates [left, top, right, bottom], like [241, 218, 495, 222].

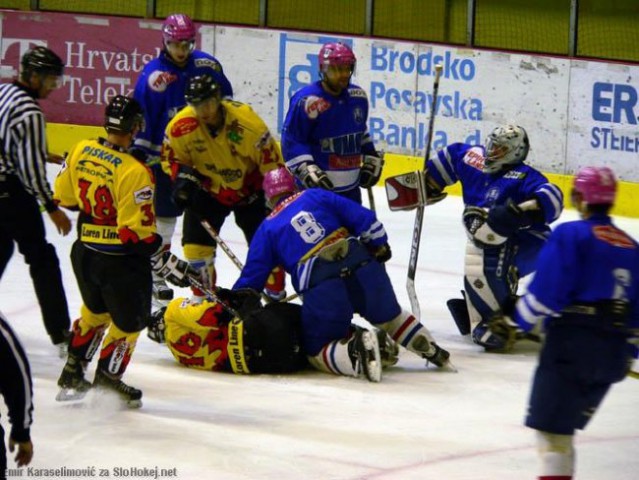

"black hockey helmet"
[21, 46, 65, 78]
[184, 74, 221, 105]
[104, 95, 144, 134]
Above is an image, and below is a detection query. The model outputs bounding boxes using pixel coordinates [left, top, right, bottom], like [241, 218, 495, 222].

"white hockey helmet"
[484, 125, 530, 174]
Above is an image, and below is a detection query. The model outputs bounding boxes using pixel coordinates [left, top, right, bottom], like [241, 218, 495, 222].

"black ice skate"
[348, 327, 382, 382]
[423, 343, 457, 372]
[56, 354, 91, 402]
[93, 369, 143, 408]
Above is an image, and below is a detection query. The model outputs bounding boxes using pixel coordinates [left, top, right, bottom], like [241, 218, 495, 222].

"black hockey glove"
[486, 201, 525, 238]
[151, 252, 198, 288]
[369, 243, 392, 263]
[172, 165, 202, 209]
[146, 307, 167, 344]
[297, 163, 334, 190]
[217, 288, 262, 317]
[359, 155, 384, 188]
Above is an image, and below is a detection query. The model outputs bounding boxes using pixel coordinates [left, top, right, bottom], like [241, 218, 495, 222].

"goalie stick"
[199, 219, 299, 303]
[406, 64, 443, 320]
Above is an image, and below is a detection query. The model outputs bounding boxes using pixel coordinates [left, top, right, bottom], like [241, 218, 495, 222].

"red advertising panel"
[0, 10, 168, 125]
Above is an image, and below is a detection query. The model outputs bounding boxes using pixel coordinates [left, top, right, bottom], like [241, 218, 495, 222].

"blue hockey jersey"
[281, 81, 377, 193]
[233, 189, 387, 292]
[427, 142, 564, 230]
[133, 50, 233, 163]
[515, 214, 639, 333]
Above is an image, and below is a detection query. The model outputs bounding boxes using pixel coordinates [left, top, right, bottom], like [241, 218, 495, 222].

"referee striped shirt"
[0, 310, 34, 442]
[0, 81, 57, 212]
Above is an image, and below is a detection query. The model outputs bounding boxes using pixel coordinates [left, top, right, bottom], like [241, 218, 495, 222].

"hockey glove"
[151, 252, 198, 288]
[359, 155, 384, 188]
[172, 165, 202, 209]
[217, 288, 262, 317]
[486, 201, 525, 238]
[297, 163, 334, 190]
[147, 307, 167, 344]
[463, 206, 508, 249]
[424, 175, 448, 205]
[487, 312, 520, 352]
[369, 243, 392, 263]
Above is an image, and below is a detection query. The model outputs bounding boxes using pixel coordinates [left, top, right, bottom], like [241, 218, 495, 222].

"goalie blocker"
[151, 299, 308, 374]
[385, 171, 447, 211]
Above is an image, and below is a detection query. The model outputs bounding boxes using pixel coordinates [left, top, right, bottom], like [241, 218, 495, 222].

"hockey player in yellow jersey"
[147, 290, 307, 374]
[55, 95, 195, 407]
[162, 74, 285, 301]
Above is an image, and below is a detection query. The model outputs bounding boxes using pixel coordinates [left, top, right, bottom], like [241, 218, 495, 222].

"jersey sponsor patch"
[463, 148, 485, 171]
[134, 186, 153, 204]
[148, 70, 178, 92]
[503, 170, 527, 179]
[304, 95, 331, 119]
[170, 117, 199, 137]
[592, 225, 636, 249]
[328, 154, 361, 170]
[194, 58, 222, 71]
[348, 87, 367, 98]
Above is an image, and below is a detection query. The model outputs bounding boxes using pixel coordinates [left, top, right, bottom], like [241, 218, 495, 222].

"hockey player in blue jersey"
[132, 13, 233, 302]
[281, 42, 383, 204]
[488, 166, 639, 480]
[424, 125, 564, 350]
[233, 167, 452, 382]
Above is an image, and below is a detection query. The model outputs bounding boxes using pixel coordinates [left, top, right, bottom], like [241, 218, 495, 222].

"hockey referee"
[0, 310, 34, 474]
[0, 46, 72, 354]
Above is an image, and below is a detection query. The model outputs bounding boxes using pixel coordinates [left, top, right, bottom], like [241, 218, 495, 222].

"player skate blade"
[56, 388, 89, 402]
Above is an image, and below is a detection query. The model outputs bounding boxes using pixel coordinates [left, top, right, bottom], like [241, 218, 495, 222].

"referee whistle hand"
[49, 209, 72, 236]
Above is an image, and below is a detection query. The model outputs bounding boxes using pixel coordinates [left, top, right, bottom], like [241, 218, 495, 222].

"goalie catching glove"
[297, 163, 334, 190]
[368, 242, 392, 263]
[359, 155, 384, 188]
[151, 252, 198, 288]
[463, 200, 528, 249]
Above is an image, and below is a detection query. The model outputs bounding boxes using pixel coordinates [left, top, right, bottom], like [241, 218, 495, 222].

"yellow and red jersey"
[164, 297, 250, 373]
[161, 100, 284, 206]
[54, 137, 160, 255]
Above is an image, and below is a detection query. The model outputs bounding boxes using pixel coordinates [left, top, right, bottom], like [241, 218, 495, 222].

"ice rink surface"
[1, 188, 637, 480]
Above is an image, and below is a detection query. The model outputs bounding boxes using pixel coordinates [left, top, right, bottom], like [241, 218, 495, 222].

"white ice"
[1, 188, 637, 480]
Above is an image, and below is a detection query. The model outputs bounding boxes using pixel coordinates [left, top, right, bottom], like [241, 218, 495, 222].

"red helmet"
[573, 166, 617, 205]
[318, 42, 356, 74]
[263, 167, 297, 204]
[162, 14, 196, 43]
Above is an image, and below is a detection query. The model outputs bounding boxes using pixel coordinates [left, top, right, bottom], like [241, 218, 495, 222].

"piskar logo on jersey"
[277, 34, 353, 133]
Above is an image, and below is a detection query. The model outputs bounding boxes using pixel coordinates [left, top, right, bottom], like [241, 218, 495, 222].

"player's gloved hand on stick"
[172, 165, 203, 209]
[217, 288, 262, 317]
[369, 242, 392, 263]
[359, 155, 384, 188]
[298, 163, 334, 190]
[152, 252, 198, 288]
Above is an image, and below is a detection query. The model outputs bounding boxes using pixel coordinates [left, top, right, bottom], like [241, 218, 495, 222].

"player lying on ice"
[225, 167, 454, 382]
[146, 290, 399, 375]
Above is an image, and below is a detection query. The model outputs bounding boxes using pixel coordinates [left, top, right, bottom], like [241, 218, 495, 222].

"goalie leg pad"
[447, 297, 471, 335]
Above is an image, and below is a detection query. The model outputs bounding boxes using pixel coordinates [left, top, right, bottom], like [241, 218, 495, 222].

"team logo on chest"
[304, 95, 331, 119]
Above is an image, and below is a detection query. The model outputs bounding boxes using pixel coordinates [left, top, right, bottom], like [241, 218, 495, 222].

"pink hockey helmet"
[573, 166, 617, 205]
[263, 167, 297, 204]
[162, 14, 196, 43]
[318, 42, 356, 74]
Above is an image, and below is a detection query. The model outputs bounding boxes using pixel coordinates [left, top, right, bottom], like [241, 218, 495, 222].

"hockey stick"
[200, 219, 299, 303]
[367, 187, 376, 212]
[406, 64, 443, 320]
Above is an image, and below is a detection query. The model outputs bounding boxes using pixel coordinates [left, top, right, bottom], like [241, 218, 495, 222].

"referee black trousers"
[0, 176, 70, 344]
